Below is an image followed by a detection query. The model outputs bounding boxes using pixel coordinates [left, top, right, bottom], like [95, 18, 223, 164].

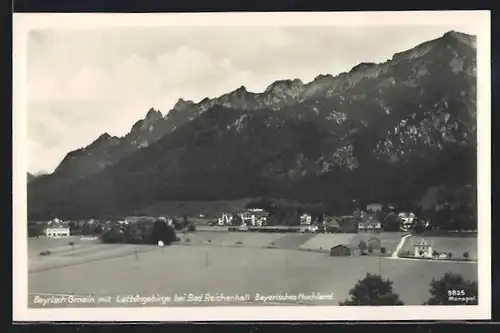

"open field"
[401, 235, 478, 260]
[28, 235, 478, 307]
[178, 231, 286, 247]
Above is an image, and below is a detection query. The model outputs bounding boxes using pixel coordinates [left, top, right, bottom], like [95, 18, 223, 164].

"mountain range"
[28, 30, 477, 220]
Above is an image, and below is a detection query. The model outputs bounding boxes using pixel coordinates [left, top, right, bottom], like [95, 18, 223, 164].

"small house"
[413, 239, 433, 258]
[218, 213, 233, 226]
[300, 213, 312, 225]
[330, 244, 352, 256]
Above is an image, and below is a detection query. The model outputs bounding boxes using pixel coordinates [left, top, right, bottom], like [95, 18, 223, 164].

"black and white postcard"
[13, 11, 491, 321]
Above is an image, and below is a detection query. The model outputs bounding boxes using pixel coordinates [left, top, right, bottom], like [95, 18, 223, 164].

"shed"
[330, 244, 354, 257]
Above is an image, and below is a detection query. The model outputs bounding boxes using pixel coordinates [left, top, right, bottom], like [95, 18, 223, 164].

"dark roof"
[330, 244, 356, 250]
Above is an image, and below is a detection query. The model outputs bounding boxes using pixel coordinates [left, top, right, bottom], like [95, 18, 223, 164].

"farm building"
[330, 244, 359, 256]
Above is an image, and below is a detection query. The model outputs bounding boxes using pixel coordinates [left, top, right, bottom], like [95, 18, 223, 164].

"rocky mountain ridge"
[52, 30, 475, 179]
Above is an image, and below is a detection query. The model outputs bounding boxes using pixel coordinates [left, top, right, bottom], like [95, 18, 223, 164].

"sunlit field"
[28, 233, 478, 307]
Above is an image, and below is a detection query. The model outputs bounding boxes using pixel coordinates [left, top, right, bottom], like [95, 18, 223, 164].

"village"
[28, 201, 474, 262]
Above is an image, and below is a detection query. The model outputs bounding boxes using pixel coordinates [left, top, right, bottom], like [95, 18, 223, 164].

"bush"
[235, 241, 243, 245]
[380, 247, 386, 254]
[185, 237, 191, 243]
[187, 223, 196, 232]
[447, 252, 453, 259]
[432, 250, 438, 256]
[368, 247, 373, 254]
[463, 252, 469, 259]
[68, 241, 75, 246]
[101, 227, 126, 243]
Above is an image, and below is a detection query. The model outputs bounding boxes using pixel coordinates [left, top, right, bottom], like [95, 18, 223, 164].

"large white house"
[357, 221, 382, 232]
[45, 227, 70, 238]
[240, 209, 268, 226]
[413, 239, 433, 258]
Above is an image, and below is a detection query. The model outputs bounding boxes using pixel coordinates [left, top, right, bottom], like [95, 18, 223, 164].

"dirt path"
[391, 234, 412, 258]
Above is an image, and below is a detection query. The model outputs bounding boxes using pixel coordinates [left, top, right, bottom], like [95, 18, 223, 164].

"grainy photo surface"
[13, 11, 491, 321]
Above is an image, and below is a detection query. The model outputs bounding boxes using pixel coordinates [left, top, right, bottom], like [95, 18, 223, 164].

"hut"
[330, 244, 359, 257]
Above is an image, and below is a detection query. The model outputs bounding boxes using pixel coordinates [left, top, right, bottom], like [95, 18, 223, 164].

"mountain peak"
[145, 108, 163, 120]
[442, 30, 476, 47]
[264, 79, 305, 93]
[96, 132, 111, 141]
[172, 98, 195, 112]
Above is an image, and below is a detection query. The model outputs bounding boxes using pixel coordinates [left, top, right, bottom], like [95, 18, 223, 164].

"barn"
[330, 244, 353, 256]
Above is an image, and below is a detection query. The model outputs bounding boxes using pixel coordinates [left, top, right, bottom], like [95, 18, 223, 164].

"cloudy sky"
[26, 24, 477, 174]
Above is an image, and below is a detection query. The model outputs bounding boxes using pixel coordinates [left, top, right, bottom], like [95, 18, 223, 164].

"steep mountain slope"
[28, 31, 477, 219]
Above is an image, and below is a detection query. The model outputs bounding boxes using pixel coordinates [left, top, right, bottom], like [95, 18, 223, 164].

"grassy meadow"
[28, 232, 478, 307]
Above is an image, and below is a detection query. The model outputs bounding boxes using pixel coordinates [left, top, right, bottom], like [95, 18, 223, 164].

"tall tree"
[340, 273, 404, 305]
[425, 272, 478, 305]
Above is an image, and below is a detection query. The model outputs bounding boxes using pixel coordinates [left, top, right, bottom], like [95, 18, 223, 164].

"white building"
[398, 212, 417, 231]
[358, 221, 382, 232]
[300, 213, 312, 225]
[413, 239, 433, 258]
[45, 227, 70, 238]
[218, 213, 233, 225]
[240, 209, 268, 226]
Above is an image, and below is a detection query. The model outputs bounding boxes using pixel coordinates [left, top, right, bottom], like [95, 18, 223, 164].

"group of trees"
[245, 192, 477, 232]
[173, 216, 196, 232]
[28, 223, 44, 238]
[100, 219, 179, 245]
[340, 272, 478, 305]
[68, 221, 104, 236]
[357, 239, 386, 255]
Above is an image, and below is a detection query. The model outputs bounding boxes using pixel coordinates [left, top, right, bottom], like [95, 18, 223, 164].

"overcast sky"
[26, 24, 477, 174]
